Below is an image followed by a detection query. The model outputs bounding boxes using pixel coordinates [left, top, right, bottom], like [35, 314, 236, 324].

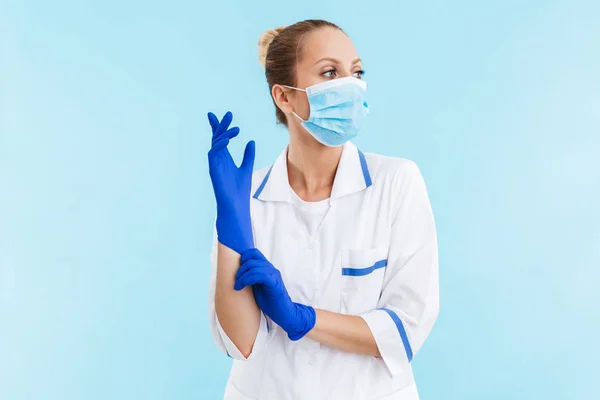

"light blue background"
[1, 1, 599, 399]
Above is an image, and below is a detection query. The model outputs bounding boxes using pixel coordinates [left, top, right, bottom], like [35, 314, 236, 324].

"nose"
[339, 66, 353, 78]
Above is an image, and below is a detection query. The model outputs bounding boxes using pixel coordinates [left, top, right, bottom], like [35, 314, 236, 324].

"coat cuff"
[215, 312, 269, 360]
[361, 308, 412, 376]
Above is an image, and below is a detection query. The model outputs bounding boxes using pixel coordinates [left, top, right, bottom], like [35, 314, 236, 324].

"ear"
[271, 84, 296, 115]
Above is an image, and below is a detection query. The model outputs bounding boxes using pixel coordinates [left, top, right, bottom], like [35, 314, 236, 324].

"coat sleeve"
[360, 160, 440, 376]
[208, 225, 271, 360]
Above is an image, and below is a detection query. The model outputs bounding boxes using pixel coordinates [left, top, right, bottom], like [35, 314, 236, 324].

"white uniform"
[209, 141, 439, 400]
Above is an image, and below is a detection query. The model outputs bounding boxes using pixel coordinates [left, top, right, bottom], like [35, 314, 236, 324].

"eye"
[352, 69, 365, 79]
[322, 69, 337, 78]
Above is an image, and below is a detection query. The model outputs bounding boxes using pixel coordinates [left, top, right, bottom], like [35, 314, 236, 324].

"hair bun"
[258, 26, 286, 67]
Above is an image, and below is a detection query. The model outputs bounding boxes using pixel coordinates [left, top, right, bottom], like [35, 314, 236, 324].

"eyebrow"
[314, 57, 362, 65]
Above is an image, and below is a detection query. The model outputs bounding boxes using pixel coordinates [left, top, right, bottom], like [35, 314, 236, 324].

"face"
[272, 27, 364, 128]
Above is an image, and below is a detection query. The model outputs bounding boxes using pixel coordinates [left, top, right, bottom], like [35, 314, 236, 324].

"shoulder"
[362, 151, 423, 188]
[363, 152, 433, 219]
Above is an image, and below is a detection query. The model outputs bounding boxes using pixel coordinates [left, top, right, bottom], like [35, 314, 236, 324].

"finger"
[240, 248, 265, 264]
[235, 265, 272, 289]
[235, 259, 269, 281]
[240, 140, 255, 173]
[234, 270, 270, 291]
[212, 126, 240, 146]
[216, 111, 233, 136]
[208, 143, 227, 158]
[210, 138, 230, 153]
[207, 112, 219, 134]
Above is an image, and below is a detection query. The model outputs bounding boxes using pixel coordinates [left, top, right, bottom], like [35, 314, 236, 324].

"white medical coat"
[209, 141, 439, 400]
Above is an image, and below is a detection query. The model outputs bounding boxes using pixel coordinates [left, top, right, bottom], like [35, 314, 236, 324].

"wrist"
[286, 304, 316, 341]
[216, 214, 254, 254]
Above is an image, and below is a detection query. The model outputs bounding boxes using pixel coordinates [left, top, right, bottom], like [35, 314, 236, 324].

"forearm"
[214, 243, 261, 357]
[305, 308, 380, 357]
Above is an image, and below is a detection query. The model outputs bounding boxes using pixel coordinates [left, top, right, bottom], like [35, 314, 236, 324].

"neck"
[286, 128, 342, 202]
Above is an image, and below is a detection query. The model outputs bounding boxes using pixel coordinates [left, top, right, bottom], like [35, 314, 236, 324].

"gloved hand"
[234, 248, 316, 341]
[207, 111, 255, 254]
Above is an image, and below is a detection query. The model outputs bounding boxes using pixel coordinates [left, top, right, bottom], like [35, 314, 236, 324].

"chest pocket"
[340, 244, 389, 315]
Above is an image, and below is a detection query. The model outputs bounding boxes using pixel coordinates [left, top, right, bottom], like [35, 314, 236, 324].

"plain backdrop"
[1, 1, 599, 399]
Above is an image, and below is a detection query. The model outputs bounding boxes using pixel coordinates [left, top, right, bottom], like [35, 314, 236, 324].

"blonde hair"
[257, 27, 287, 67]
[257, 20, 343, 125]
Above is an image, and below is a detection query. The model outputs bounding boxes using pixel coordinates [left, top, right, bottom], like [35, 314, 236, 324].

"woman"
[207, 19, 439, 400]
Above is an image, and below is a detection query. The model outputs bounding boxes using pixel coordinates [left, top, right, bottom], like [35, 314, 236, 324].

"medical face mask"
[283, 76, 369, 147]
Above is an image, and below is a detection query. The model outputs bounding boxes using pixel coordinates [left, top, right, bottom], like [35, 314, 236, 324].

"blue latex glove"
[234, 248, 316, 341]
[207, 111, 255, 254]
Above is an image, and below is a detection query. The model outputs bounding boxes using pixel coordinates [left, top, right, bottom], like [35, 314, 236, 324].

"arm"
[308, 161, 439, 369]
[306, 309, 380, 357]
[234, 250, 379, 354]
[360, 160, 439, 375]
[233, 250, 382, 357]
[214, 243, 262, 358]
[208, 228, 271, 360]
[206, 111, 269, 360]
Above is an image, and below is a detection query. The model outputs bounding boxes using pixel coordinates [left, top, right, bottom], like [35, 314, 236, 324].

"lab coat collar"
[253, 141, 372, 202]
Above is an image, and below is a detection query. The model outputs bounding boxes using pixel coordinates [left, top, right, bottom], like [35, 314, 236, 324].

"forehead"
[299, 27, 358, 64]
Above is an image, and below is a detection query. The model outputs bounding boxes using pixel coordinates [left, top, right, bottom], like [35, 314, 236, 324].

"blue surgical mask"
[284, 77, 369, 147]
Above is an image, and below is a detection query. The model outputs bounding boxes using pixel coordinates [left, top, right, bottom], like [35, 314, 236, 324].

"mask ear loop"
[281, 85, 308, 122]
[281, 85, 306, 92]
